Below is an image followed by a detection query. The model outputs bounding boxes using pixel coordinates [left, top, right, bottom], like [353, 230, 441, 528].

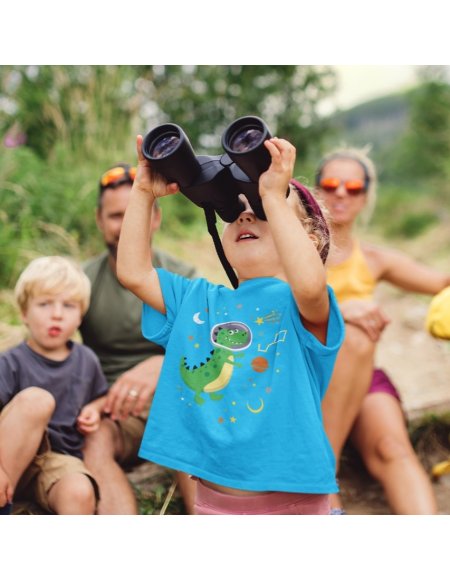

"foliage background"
[1, 64, 450, 293]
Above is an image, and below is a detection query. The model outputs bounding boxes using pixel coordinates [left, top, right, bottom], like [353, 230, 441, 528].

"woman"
[315, 148, 450, 514]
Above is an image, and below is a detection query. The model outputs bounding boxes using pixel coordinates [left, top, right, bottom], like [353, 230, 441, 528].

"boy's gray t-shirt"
[0, 341, 108, 459]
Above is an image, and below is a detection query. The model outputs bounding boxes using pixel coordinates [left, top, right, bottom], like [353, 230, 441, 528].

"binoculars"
[141, 116, 274, 222]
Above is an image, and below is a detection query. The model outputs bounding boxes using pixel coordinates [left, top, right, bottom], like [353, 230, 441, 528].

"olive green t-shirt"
[80, 249, 197, 385]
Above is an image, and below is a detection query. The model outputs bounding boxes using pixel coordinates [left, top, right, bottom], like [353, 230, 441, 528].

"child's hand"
[134, 135, 180, 201]
[0, 464, 13, 507]
[77, 405, 101, 435]
[258, 137, 296, 202]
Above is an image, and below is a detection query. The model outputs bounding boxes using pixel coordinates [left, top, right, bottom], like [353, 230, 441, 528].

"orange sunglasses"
[319, 177, 367, 196]
[100, 166, 137, 188]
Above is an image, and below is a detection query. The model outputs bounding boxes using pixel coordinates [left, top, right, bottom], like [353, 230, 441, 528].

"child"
[117, 134, 345, 515]
[0, 256, 109, 515]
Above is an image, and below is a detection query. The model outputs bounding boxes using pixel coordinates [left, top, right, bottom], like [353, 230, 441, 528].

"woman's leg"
[322, 325, 375, 508]
[350, 392, 437, 515]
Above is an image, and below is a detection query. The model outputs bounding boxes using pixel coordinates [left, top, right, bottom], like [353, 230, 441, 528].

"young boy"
[0, 256, 109, 515]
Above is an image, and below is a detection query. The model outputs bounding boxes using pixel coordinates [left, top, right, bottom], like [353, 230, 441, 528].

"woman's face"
[316, 158, 368, 227]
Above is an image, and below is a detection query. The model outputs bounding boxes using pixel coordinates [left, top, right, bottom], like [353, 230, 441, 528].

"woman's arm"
[116, 135, 179, 312]
[364, 243, 450, 295]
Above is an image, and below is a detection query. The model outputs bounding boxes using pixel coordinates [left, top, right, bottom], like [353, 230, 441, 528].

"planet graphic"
[251, 356, 269, 373]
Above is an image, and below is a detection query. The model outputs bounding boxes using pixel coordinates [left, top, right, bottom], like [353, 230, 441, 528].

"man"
[80, 163, 197, 514]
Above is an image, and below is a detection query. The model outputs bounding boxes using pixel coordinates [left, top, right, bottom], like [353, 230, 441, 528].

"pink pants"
[194, 480, 331, 515]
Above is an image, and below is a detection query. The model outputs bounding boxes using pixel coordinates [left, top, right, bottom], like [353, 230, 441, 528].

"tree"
[398, 66, 450, 179]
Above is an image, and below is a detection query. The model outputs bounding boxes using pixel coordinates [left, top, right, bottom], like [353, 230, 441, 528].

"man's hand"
[103, 355, 164, 420]
[340, 299, 390, 342]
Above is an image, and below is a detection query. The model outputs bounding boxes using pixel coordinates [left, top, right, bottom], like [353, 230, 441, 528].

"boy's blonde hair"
[14, 256, 91, 315]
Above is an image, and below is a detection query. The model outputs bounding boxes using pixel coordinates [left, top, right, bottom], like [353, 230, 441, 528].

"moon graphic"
[193, 312, 205, 325]
[246, 398, 264, 414]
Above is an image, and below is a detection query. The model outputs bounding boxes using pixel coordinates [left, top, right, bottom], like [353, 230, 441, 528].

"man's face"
[96, 184, 162, 261]
[96, 184, 132, 261]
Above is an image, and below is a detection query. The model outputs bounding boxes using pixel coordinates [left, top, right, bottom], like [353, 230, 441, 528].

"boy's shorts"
[14, 434, 100, 513]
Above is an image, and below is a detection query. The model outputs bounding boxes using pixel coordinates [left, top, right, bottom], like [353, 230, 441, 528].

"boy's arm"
[260, 138, 329, 340]
[116, 135, 179, 313]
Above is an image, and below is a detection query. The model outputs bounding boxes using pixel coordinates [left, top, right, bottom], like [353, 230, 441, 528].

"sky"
[321, 65, 419, 114]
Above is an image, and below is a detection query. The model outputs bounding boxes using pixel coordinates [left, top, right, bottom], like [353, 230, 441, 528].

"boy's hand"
[0, 464, 13, 507]
[77, 405, 101, 435]
[258, 138, 296, 202]
[134, 135, 180, 200]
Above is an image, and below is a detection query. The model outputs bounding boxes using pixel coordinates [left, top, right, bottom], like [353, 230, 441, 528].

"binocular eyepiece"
[141, 116, 273, 223]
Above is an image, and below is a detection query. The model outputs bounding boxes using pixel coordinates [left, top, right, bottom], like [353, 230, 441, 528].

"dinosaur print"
[180, 323, 251, 405]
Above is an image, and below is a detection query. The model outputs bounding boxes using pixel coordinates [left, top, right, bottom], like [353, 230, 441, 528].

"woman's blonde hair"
[315, 145, 377, 225]
[14, 256, 91, 315]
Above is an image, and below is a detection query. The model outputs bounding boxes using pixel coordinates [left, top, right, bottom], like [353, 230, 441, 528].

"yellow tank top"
[326, 240, 376, 303]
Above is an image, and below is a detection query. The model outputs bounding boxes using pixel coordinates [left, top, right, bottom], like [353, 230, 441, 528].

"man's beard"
[106, 242, 118, 261]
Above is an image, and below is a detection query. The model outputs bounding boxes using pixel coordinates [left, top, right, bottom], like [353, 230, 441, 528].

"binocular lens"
[149, 133, 181, 159]
[229, 127, 264, 153]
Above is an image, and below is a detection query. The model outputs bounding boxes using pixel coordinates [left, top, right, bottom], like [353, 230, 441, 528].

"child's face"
[221, 193, 303, 282]
[21, 289, 83, 359]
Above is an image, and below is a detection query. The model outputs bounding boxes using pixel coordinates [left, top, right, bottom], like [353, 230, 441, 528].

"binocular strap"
[204, 206, 239, 289]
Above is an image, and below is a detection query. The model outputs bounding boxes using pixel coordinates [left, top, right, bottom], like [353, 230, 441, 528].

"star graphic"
[255, 317, 264, 325]
[194, 343, 200, 349]
[230, 417, 237, 423]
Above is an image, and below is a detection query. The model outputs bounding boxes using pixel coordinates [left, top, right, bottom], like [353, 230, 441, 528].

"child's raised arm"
[117, 135, 179, 313]
[260, 138, 330, 341]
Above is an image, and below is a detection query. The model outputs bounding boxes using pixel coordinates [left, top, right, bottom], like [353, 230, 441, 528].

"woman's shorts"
[368, 368, 401, 401]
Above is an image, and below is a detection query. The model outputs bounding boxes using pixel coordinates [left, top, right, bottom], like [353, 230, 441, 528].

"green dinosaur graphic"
[180, 326, 250, 405]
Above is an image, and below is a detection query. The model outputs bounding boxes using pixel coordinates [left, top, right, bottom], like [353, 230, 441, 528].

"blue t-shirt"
[139, 270, 345, 494]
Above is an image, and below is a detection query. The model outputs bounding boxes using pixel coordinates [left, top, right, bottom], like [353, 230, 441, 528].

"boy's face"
[21, 290, 83, 360]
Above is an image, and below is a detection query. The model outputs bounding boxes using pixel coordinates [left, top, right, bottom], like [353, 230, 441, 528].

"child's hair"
[14, 256, 91, 315]
[290, 179, 330, 264]
[314, 146, 377, 225]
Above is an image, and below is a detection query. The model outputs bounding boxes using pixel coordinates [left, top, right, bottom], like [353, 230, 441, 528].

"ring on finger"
[128, 388, 139, 399]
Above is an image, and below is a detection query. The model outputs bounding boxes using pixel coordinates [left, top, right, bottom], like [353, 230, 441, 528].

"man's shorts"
[14, 434, 100, 513]
[116, 412, 148, 465]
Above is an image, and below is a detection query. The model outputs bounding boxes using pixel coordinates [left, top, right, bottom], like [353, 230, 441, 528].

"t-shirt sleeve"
[0, 353, 18, 408]
[292, 286, 345, 399]
[141, 269, 193, 349]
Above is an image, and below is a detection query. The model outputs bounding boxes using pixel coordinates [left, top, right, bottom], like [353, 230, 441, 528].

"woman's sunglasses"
[319, 177, 367, 196]
[100, 166, 137, 189]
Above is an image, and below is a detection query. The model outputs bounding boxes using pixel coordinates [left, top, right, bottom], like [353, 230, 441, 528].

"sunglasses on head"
[100, 166, 137, 189]
[319, 177, 367, 196]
